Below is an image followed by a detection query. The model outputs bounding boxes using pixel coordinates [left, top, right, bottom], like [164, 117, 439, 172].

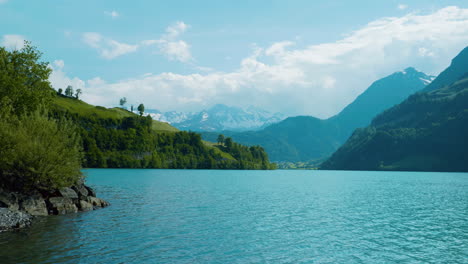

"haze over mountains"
[322, 46, 468, 172]
[146, 104, 285, 132]
[202, 67, 434, 162]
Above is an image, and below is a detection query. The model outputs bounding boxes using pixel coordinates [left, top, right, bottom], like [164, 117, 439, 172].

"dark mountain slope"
[321, 47, 468, 171]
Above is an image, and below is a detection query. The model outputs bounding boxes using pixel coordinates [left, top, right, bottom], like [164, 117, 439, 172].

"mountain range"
[321, 46, 468, 172]
[145, 104, 285, 132]
[202, 67, 434, 162]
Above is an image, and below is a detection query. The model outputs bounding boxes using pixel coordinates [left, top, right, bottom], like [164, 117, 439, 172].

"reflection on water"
[0, 169, 467, 263]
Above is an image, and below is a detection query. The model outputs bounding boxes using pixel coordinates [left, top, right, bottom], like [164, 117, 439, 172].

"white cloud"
[53, 60, 65, 69]
[82, 32, 138, 59]
[142, 21, 193, 63]
[56, 7, 468, 117]
[105, 10, 119, 18]
[1, 35, 26, 49]
[83, 21, 191, 62]
[398, 4, 408, 10]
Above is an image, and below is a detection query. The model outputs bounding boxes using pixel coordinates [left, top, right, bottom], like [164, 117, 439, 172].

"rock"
[86, 196, 102, 207]
[48, 197, 78, 215]
[86, 196, 109, 207]
[0, 208, 32, 232]
[59, 187, 78, 199]
[72, 185, 89, 198]
[0, 190, 19, 211]
[20, 196, 48, 216]
[85, 186, 96, 197]
[78, 200, 93, 212]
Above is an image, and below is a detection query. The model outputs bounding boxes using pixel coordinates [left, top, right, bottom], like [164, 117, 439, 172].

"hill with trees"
[321, 47, 468, 172]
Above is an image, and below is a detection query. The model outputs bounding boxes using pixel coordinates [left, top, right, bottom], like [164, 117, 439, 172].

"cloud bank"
[55, 7, 468, 118]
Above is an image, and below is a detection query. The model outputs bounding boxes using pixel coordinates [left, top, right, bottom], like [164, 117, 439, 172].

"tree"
[58, 88, 63, 95]
[217, 134, 225, 145]
[137, 103, 145, 116]
[225, 137, 233, 150]
[119, 97, 127, 108]
[131, 105, 134, 112]
[0, 41, 53, 115]
[75, 89, 82, 99]
[65, 85, 74, 97]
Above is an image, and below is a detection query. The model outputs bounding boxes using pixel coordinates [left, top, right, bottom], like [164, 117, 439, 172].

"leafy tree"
[58, 88, 63, 95]
[225, 137, 233, 150]
[75, 88, 82, 99]
[65, 85, 74, 97]
[137, 103, 145, 116]
[120, 97, 127, 107]
[131, 105, 134, 112]
[217, 134, 225, 145]
[0, 105, 83, 193]
[0, 41, 53, 115]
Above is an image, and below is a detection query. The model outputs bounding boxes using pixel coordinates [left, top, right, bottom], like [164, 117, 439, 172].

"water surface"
[1, 169, 467, 263]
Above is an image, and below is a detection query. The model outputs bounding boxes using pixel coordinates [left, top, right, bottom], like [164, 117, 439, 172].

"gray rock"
[85, 186, 96, 197]
[0, 190, 19, 211]
[78, 200, 93, 212]
[48, 197, 78, 215]
[20, 196, 48, 216]
[59, 187, 78, 199]
[0, 208, 32, 232]
[72, 185, 89, 198]
[86, 196, 102, 207]
[86, 196, 109, 207]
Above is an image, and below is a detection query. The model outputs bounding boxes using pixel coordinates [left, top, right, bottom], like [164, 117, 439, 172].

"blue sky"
[1, 0, 468, 117]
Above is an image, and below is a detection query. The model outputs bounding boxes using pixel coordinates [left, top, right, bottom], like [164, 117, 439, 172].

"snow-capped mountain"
[146, 104, 285, 132]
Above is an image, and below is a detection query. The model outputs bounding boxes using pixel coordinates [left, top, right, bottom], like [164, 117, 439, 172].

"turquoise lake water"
[0, 169, 467, 263]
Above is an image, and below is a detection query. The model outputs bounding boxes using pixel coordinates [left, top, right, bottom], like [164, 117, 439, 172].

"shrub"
[0, 110, 83, 193]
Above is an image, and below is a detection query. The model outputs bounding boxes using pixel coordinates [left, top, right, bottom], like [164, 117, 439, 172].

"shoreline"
[0, 184, 109, 232]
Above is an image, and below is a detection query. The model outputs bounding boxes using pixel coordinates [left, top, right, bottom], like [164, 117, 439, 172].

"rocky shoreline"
[0, 184, 109, 232]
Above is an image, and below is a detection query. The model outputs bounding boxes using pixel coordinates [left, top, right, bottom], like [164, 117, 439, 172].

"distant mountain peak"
[149, 104, 286, 132]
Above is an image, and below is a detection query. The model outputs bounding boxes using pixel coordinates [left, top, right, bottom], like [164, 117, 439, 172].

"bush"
[0, 110, 83, 193]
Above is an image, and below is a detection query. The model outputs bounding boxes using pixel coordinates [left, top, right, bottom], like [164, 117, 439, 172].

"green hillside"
[51, 95, 274, 169]
[321, 47, 468, 172]
[52, 95, 178, 132]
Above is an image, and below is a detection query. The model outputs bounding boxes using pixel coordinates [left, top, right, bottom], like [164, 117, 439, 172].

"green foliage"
[217, 134, 225, 145]
[0, 42, 53, 115]
[0, 109, 83, 193]
[65, 85, 74, 97]
[120, 97, 127, 107]
[137, 103, 145, 116]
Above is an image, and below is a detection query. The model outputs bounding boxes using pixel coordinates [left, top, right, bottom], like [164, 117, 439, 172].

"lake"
[0, 169, 467, 263]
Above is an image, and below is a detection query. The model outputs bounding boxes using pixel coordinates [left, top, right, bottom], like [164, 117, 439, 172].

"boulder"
[48, 197, 78, 215]
[78, 200, 93, 212]
[20, 196, 48, 216]
[0, 190, 19, 211]
[86, 196, 109, 207]
[59, 187, 78, 199]
[85, 186, 96, 197]
[72, 185, 89, 198]
[0, 208, 32, 232]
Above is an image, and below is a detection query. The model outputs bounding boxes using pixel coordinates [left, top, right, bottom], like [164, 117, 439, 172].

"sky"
[1, 0, 468, 118]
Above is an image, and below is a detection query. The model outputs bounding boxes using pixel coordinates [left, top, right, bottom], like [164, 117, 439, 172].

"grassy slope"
[52, 96, 179, 132]
[53, 95, 235, 159]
